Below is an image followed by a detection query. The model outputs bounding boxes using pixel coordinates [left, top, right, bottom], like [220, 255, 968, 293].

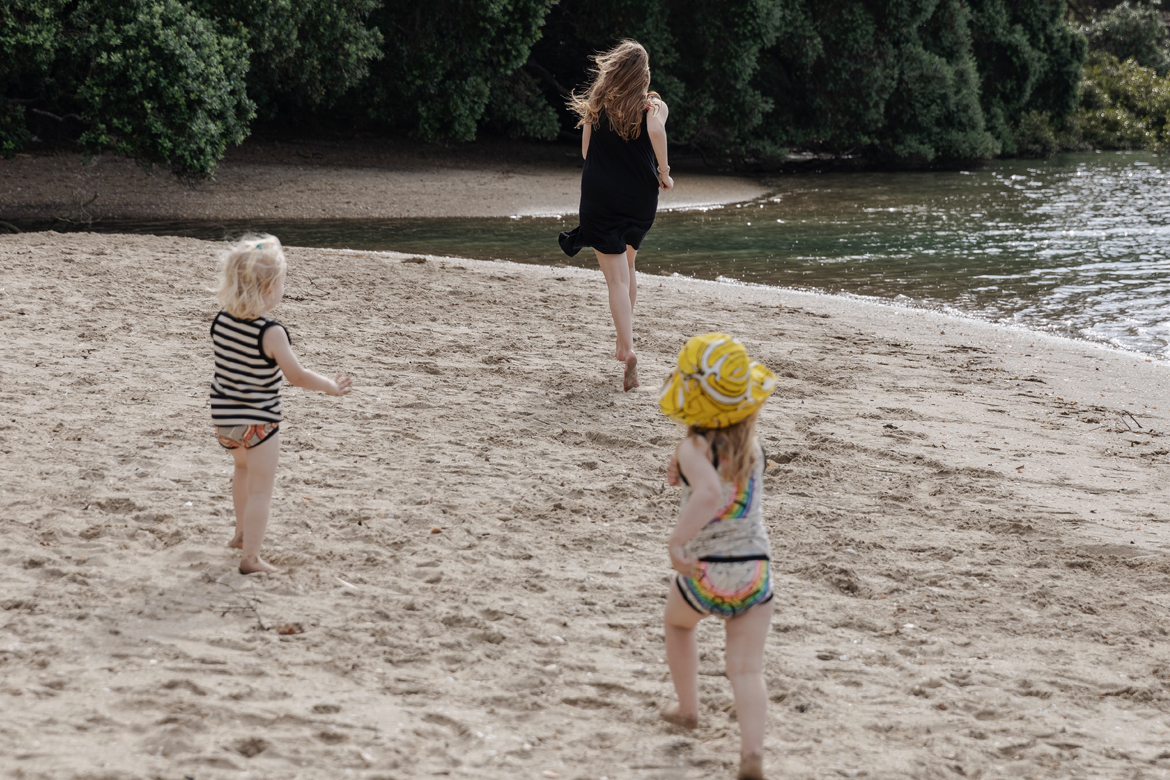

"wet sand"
[0, 142, 768, 222]
[2, 230, 1170, 779]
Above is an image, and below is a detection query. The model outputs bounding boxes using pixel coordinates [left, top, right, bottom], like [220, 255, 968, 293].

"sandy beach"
[2, 223, 1169, 779]
[0, 142, 768, 222]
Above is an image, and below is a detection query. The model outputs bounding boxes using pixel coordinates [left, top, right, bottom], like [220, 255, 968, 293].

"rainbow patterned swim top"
[679, 443, 771, 561]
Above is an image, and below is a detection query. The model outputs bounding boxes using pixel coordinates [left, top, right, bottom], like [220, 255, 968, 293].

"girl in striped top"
[211, 235, 352, 574]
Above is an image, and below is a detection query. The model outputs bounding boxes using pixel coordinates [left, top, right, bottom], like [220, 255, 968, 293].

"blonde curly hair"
[216, 234, 286, 319]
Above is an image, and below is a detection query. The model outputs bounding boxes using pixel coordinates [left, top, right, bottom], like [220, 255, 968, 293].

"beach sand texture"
[2, 231, 1170, 779]
[0, 146, 768, 221]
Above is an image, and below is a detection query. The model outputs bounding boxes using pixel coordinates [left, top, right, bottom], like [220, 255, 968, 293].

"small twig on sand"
[204, 572, 268, 630]
[1121, 410, 1143, 429]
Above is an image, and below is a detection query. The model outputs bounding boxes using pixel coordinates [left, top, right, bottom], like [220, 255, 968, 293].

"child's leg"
[725, 598, 774, 774]
[663, 583, 704, 727]
[625, 246, 638, 310]
[239, 431, 280, 574]
[228, 445, 248, 548]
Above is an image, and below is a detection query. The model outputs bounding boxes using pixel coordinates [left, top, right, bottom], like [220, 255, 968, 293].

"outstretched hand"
[328, 373, 353, 397]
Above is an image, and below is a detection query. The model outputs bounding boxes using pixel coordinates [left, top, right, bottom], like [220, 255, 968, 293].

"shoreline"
[0, 145, 770, 222]
[342, 246, 1170, 364]
[3, 232, 1169, 779]
[704, 274, 1168, 364]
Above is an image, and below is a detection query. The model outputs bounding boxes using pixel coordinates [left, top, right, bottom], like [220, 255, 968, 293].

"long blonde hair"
[687, 411, 761, 486]
[216, 234, 286, 319]
[566, 40, 660, 141]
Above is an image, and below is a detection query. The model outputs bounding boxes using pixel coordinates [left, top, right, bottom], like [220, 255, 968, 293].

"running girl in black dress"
[560, 40, 674, 392]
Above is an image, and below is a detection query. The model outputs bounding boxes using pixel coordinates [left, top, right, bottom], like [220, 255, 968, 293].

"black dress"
[559, 107, 659, 257]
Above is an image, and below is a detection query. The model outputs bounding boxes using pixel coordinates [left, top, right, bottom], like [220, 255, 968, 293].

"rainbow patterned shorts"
[676, 556, 773, 619]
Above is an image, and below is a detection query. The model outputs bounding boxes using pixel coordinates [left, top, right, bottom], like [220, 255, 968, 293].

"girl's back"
[583, 107, 659, 200]
[678, 436, 770, 560]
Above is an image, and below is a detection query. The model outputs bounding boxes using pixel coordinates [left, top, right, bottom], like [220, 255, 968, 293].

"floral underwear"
[216, 422, 279, 450]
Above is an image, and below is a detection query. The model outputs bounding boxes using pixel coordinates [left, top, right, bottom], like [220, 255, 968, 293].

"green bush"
[362, 0, 556, 141]
[482, 69, 559, 140]
[532, 0, 1083, 162]
[1, 0, 255, 178]
[755, 0, 1002, 161]
[0, 0, 67, 156]
[74, 0, 255, 179]
[969, 0, 1088, 156]
[1013, 109, 1062, 155]
[0, 0, 1114, 172]
[1082, 1, 1170, 74]
[194, 0, 383, 114]
[1, 0, 383, 176]
[1071, 50, 1170, 149]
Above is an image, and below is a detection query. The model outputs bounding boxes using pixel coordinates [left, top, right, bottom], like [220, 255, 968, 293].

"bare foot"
[623, 354, 639, 392]
[660, 704, 698, 730]
[239, 554, 278, 575]
[738, 752, 764, 780]
[227, 531, 243, 549]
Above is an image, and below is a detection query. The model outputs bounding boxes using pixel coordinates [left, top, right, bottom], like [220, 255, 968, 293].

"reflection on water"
[17, 151, 1169, 357]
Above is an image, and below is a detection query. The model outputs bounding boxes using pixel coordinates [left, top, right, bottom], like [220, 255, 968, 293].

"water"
[17, 151, 1170, 357]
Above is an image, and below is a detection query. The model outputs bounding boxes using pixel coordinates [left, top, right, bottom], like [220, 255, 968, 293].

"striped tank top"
[209, 311, 290, 426]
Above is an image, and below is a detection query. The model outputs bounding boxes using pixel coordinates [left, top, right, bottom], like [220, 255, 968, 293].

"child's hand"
[666, 454, 681, 486]
[328, 373, 353, 397]
[670, 544, 699, 578]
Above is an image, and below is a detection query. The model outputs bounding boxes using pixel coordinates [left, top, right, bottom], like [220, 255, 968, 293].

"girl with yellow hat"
[657, 333, 777, 780]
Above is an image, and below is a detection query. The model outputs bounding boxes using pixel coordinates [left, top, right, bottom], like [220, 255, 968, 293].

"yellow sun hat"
[658, 333, 777, 428]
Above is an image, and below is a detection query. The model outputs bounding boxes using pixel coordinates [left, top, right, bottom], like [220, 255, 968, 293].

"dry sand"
[0, 142, 767, 221]
[2, 230, 1170, 780]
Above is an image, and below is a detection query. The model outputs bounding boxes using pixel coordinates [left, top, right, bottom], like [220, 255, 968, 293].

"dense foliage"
[1, 0, 254, 178]
[6, 0, 1170, 176]
[1082, 1, 1170, 72]
[193, 0, 384, 114]
[1013, 3, 1170, 154]
[524, 0, 1086, 162]
[361, 1, 557, 141]
[0, 0, 380, 178]
[1072, 50, 1170, 149]
[754, 0, 1002, 161]
[76, 0, 255, 179]
[527, 0, 781, 153]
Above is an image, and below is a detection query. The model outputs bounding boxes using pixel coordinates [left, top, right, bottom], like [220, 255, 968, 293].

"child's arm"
[263, 326, 352, 397]
[668, 435, 721, 576]
[666, 453, 681, 486]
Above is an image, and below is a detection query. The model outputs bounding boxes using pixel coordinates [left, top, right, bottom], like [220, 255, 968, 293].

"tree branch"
[525, 60, 569, 97]
[30, 108, 83, 122]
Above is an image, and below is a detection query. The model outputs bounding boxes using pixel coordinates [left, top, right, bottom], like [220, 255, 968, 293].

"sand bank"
[2, 231, 1170, 779]
[0, 142, 768, 222]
